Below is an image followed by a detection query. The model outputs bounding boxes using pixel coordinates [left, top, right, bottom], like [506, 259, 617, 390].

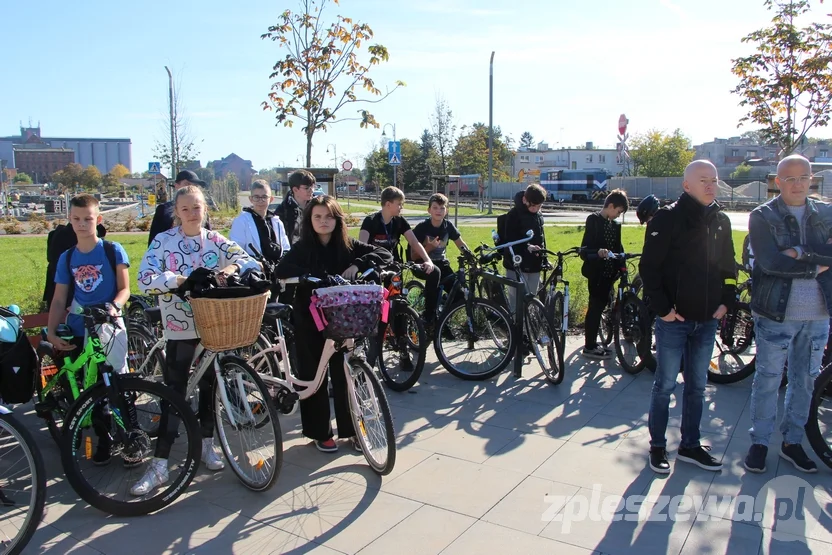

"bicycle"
[804, 329, 832, 470]
[536, 247, 583, 383]
[246, 271, 397, 475]
[371, 262, 428, 392]
[0, 406, 46, 555]
[484, 231, 561, 384]
[50, 306, 202, 517]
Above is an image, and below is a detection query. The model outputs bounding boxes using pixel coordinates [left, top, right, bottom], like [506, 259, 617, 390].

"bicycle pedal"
[34, 400, 56, 417]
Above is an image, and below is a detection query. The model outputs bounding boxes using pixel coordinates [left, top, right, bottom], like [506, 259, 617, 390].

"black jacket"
[638, 193, 736, 321]
[274, 238, 393, 317]
[580, 212, 623, 279]
[147, 201, 212, 246]
[274, 193, 303, 244]
[502, 191, 546, 273]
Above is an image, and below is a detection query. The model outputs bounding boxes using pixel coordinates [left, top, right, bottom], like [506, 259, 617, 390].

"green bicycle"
[35, 305, 202, 516]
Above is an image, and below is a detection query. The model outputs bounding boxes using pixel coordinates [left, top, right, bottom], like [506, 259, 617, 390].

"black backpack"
[0, 307, 38, 404]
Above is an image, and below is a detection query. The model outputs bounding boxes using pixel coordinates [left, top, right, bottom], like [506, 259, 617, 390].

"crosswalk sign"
[148, 162, 161, 174]
[388, 141, 401, 166]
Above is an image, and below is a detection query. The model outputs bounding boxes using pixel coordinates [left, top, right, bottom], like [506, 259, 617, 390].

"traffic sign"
[388, 141, 401, 166]
[148, 162, 161, 174]
[147, 194, 156, 206]
[618, 114, 628, 136]
[342, 160, 353, 171]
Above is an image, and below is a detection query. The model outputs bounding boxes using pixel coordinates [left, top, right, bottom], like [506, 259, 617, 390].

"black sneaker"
[582, 346, 611, 360]
[649, 447, 671, 474]
[779, 443, 818, 473]
[92, 439, 111, 466]
[676, 445, 723, 471]
[743, 444, 768, 473]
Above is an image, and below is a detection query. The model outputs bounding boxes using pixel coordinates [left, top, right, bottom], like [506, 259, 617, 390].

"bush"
[136, 217, 152, 232]
[122, 215, 137, 232]
[345, 214, 360, 227]
[1, 218, 23, 235]
[29, 213, 51, 234]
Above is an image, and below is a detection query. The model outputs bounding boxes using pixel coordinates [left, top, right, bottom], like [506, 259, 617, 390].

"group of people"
[42, 154, 829, 499]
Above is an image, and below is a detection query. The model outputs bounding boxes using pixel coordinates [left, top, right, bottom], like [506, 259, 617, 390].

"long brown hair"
[301, 195, 353, 253]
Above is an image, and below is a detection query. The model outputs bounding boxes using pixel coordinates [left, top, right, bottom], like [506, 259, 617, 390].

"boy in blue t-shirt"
[47, 193, 131, 466]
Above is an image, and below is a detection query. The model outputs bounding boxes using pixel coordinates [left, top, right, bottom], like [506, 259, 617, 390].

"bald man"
[639, 160, 736, 474]
[744, 154, 832, 474]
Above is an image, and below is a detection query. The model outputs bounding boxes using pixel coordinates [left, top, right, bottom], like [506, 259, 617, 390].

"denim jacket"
[748, 195, 832, 322]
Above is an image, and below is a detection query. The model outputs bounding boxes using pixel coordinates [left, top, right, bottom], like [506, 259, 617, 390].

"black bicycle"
[804, 327, 832, 469]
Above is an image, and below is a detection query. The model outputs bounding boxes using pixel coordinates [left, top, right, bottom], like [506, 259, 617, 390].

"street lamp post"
[164, 66, 176, 179]
[327, 144, 340, 203]
[382, 123, 397, 190]
[488, 51, 495, 214]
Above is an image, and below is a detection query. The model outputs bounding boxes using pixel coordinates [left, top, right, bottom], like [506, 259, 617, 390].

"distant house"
[210, 153, 255, 190]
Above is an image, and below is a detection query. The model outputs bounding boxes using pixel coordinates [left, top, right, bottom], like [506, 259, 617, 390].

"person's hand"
[712, 304, 728, 320]
[819, 265, 829, 275]
[106, 303, 121, 317]
[175, 275, 187, 287]
[782, 248, 798, 259]
[341, 265, 360, 280]
[46, 333, 75, 352]
[598, 249, 609, 259]
[528, 244, 542, 253]
[660, 309, 685, 322]
[423, 260, 435, 274]
[430, 236, 441, 247]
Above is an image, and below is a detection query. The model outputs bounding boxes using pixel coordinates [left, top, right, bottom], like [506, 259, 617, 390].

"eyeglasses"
[250, 195, 269, 202]
[781, 175, 812, 186]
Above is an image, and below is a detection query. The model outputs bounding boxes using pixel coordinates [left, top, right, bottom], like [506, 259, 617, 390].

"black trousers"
[414, 260, 455, 323]
[585, 274, 617, 349]
[294, 319, 355, 441]
[155, 338, 215, 459]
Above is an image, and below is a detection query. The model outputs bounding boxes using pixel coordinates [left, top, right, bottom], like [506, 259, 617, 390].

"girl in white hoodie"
[133, 185, 259, 496]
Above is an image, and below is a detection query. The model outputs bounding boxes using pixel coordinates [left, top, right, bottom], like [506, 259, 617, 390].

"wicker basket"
[189, 291, 269, 351]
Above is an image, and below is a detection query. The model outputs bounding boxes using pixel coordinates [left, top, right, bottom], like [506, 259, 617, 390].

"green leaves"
[630, 129, 695, 177]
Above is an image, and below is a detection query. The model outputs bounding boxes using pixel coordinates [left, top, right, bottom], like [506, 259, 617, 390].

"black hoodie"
[638, 192, 736, 321]
[502, 191, 547, 273]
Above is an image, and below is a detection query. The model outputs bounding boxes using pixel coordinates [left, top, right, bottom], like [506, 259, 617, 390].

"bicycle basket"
[309, 284, 389, 341]
[189, 291, 269, 351]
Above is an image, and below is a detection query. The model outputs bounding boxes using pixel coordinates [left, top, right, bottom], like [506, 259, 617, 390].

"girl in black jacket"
[274, 195, 393, 453]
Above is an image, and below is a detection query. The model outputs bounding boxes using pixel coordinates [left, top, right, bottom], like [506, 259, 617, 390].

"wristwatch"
[112, 301, 123, 312]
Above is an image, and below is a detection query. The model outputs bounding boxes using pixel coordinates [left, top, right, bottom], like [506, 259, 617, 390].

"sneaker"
[315, 439, 338, 453]
[349, 437, 363, 453]
[779, 442, 818, 473]
[129, 457, 169, 496]
[649, 447, 671, 474]
[400, 356, 414, 373]
[743, 444, 768, 473]
[92, 439, 111, 467]
[201, 438, 225, 471]
[676, 445, 723, 471]
[582, 346, 611, 360]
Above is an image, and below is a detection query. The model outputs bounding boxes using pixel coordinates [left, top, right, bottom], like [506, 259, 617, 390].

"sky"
[4, 0, 830, 174]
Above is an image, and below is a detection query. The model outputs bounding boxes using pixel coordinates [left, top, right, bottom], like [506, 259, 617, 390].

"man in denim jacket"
[745, 154, 832, 474]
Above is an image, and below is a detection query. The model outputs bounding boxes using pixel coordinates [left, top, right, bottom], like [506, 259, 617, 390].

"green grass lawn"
[0, 225, 748, 322]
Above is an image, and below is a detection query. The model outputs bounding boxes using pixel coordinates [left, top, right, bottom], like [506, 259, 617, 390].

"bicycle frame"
[42, 336, 106, 403]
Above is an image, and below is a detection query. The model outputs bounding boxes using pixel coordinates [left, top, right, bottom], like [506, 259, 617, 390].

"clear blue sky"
[4, 0, 829, 174]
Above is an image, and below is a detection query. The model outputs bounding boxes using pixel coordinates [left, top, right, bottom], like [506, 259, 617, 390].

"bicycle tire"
[708, 354, 759, 384]
[525, 298, 562, 385]
[404, 280, 426, 315]
[598, 293, 614, 347]
[346, 357, 396, 475]
[0, 412, 46, 555]
[34, 352, 70, 445]
[806, 363, 832, 470]
[213, 355, 282, 492]
[61, 377, 201, 517]
[126, 324, 165, 380]
[376, 303, 426, 392]
[434, 297, 515, 381]
[717, 303, 754, 356]
[547, 291, 567, 355]
[614, 293, 650, 375]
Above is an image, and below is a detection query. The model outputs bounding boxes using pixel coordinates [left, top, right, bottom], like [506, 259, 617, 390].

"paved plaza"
[17, 336, 832, 555]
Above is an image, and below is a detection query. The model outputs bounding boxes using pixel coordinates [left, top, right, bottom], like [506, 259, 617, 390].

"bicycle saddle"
[144, 307, 162, 325]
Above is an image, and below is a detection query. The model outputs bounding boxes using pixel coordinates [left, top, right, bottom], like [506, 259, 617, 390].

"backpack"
[64, 241, 118, 306]
[495, 213, 508, 246]
[0, 307, 38, 404]
[43, 223, 108, 309]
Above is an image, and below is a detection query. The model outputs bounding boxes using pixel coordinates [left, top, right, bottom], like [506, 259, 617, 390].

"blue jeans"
[648, 318, 718, 450]
[750, 315, 828, 445]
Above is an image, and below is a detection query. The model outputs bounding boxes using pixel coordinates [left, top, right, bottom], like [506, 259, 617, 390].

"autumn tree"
[80, 166, 102, 190]
[731, 0, 832, 156]
[12, 172, 32, 184]
[51, 162, 83, 189]
[519, 131, 535, 149]
[102, 173, 121, 194]
[630, 129, 694, 177]
[261, 0, 404, 167]
[451, 123, 511, 182]
[429, 93, 455, 175]
[110, 163, 130, 179]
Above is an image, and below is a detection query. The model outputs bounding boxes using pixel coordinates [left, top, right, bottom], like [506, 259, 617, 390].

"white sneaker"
[130, 457, 169, 497]
[202, 438, 225, 471]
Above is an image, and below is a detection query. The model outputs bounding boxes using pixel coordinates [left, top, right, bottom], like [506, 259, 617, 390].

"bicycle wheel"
[614, 293, 650, 375]
[707, 353, 759, 384]
[376, 303, 426, 392]
[435, 298, 515, 380]
[717, 303, 754, 356]
[34, 351, 70, 444]
[598, 297, 614, 347]
[0, 412, 46, 555]
[62, 377, 201, 517]
[346, 357, 396, 475]
[404, 280, 425, 315]
[213, 355, 282, 492]
[126, 324, 165, 380]
[806, 363, 832, 470]
[525, 298, 561, 385]
[546, 291, 567, 383]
